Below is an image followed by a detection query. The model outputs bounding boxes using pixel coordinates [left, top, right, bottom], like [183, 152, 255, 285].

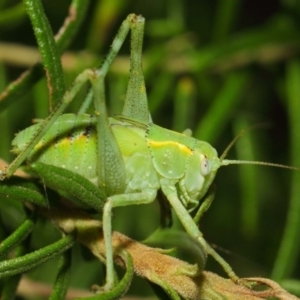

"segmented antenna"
[219, 126, 300, 171]
[219, 130, 245, 162]
[221, 159, 300, 171]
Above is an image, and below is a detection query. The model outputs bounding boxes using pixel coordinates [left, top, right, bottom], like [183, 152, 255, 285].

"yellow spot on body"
[57, 138, 71, 147]
[54, 134, 88, 149]
[35, 141, 45, 150]
[139, 85, 145, 93]
[148, 140, 192, 155]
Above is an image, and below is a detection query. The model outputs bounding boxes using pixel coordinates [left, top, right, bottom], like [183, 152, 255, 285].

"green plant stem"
[22, 0, 65, 110]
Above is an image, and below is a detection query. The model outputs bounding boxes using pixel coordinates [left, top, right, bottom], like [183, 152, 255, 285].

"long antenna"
[221, 159, 300, 171]
[219, 130, 245, 161]
[219, 124, 300, 171]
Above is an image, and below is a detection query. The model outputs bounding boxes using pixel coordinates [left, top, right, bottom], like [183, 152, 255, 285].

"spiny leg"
[102, 190, 157, 291]
[160, 179, 239, 282]
[0, 14, 141, 180]
[83, 15, 149, 196]
[90, 75, 126, 197]
[122, 14, 151, 124]
[78, 89, 93, 114]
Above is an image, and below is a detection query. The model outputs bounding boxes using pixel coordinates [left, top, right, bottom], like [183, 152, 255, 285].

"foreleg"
[160, 179, 239, 282]
[102, 190, 157, 291]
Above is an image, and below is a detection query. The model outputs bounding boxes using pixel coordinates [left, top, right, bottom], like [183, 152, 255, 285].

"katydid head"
[183, 141, 220, 209]
[181, 133, 299, 212]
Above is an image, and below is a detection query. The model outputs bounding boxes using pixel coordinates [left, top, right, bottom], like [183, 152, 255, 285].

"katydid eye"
[200, 157, 210, 176]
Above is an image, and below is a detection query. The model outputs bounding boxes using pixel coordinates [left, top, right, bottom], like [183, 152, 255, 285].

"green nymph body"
[12, 113, 220, 212]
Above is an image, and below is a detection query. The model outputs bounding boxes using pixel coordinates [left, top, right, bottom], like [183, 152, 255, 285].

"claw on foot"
[91, 282, 114, 294]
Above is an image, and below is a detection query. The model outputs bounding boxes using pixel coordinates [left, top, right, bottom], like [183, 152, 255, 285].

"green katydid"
[0, 13, 298, 293]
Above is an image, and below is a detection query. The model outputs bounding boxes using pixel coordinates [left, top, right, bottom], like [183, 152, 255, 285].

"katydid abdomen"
[12, 114, 160, 194]
[12, 114, 100, 186]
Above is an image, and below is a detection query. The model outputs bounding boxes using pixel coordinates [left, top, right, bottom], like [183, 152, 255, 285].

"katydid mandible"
[0, 14, 298, 292]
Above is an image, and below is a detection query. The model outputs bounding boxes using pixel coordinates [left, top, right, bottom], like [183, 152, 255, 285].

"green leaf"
[0, 234, 75, 279]
[0, 216, 35, 259]
[49, 249, 72, 300]
[0, 244, 28, 300]
[0, 177, 48, 207]
[31, 162, 106, 211]
[22, 0, 65, 110]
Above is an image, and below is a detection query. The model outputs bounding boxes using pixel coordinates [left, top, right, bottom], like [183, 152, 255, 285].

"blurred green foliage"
[0, 0, 300, 298]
